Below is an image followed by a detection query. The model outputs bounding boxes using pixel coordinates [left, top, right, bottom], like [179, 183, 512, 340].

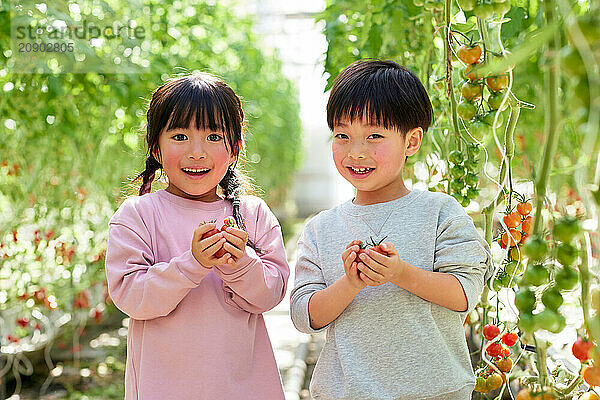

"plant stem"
[532, 0, 561, 236]
[444, 0, 462, 152]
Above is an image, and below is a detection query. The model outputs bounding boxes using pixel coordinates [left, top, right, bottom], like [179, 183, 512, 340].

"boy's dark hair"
[133, 72, 260, 252]
[327, 59, 432, 134]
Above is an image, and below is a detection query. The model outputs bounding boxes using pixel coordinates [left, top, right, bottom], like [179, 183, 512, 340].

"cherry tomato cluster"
[489, 198, 532, 291]
[447, 143, 480, 207]
[455, 43, 511, 138]
[515, 215, 581, 335]
[474, 324, 518, 394]
[456, 0, 511, 18]
[356, 236, 388, 256]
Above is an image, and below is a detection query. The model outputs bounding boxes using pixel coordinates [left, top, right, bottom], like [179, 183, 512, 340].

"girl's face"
[153, 122, 238, 202]
[332, 118, 422, 205]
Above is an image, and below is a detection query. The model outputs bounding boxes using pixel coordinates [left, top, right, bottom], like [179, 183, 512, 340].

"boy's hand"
[192, 223, 231, 268]
[342, 240, 367, 290]
[221, 226, 249, 266]
[356, 242, 406, 286]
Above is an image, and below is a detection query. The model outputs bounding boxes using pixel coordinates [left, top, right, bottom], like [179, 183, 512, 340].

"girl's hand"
[356, 242, 405, 286]
[192, 223, 231, 268]
[221, 226, 249, 265]
[341, 241, 367, 290]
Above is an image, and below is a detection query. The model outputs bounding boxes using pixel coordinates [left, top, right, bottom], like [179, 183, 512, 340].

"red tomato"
[517, 202, 532, 216]
[572, 338, 594, 361]
[503, 212, 521, 229]
[502, 332, 519, 347]
[486, 342, 503, 357]
[483, 324, 500, 340]
[583, 365, 600, 386]
[522, 216, 533, 235]
[502, 229, 522, 247]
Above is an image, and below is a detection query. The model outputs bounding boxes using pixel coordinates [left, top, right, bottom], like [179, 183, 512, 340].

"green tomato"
[552, 216, 581, 243]
[482, 110, 504, 128]
[469, 120, 488, 138]
[489, 276, 503, 292]
[464, 172, 478, 187]
[514, 287, 536, 314]
[499, 270, 516, 288]
[554, 266, 579, 291]
[493, 1, 511, 15]
[487, 91, 508, 111]
[534, 309, 561, 333]
[463, 157, 478, 173]
[467, 143, 480, 157]
[460, 195, 471, 207]
[523, 235, 549, 262]
[448, 150, 464, 165]
[541, 286, 563, 311]
[504, 260, 525, 277]
[457, 101, 478, 121]
[449, 164, 466, 179]
[474, 2, 494, 19]
[457, 0, 476, 11]
[523, 264, 550, 286]
[466, 186, 479, 200]
[450, 178, 466, 192]
[517, 313, 535, 333]
[555, 242, 578, 266]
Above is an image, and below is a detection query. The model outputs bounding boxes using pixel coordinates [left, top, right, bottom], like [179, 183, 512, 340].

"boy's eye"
[172, 133, 187, 141]
[368, 133, 384, 139]
[207, 133, 223, 142]
[334, 133, 348, 139]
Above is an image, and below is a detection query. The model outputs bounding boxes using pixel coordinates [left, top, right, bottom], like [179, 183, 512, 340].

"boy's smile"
[332, 118, 422, 205]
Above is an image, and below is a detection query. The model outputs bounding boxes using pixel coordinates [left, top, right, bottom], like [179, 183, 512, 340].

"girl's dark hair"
[133, 72, 260, 252]
[327, 59, 433, 135]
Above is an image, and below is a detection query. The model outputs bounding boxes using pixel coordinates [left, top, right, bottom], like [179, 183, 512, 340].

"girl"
[105, 72, 289, 399]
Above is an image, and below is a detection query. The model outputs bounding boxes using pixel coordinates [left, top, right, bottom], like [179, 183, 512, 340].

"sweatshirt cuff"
[450, 272, 478, 317]
[175, 249, 213, 285]
[213, 246, 259, 281]
[295, 292, 328, 334]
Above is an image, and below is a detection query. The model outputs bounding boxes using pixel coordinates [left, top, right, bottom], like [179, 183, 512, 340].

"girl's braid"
[219, 165, 261, 253]
[137, 155, 162, 196]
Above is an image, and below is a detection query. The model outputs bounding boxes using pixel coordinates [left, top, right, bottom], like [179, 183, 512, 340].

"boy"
[290, 59, 494, 399]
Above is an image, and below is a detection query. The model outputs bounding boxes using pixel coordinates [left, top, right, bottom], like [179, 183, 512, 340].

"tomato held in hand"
[457, 44, 482, 64]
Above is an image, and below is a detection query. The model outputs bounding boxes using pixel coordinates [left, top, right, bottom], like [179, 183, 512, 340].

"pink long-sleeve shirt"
[105, 189, 289, 399]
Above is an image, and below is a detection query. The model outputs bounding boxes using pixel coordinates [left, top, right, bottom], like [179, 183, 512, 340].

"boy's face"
[332, 118, 422, 205]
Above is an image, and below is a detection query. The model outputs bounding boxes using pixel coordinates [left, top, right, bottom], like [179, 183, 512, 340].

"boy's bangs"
[329, 85, 404, 132]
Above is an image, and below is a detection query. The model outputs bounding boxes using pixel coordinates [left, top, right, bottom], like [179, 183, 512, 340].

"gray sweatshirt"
[290, 189, 494, 400]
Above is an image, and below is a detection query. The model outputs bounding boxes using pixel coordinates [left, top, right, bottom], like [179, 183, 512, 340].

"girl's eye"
[207, 133, 223, 142]
[334, 133, 348, 139]
[172, 133, 187, 141]
[369, 133, 384, 139]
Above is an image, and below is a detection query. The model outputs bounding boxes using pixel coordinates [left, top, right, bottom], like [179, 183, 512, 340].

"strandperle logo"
[9, 1, 150, 74]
